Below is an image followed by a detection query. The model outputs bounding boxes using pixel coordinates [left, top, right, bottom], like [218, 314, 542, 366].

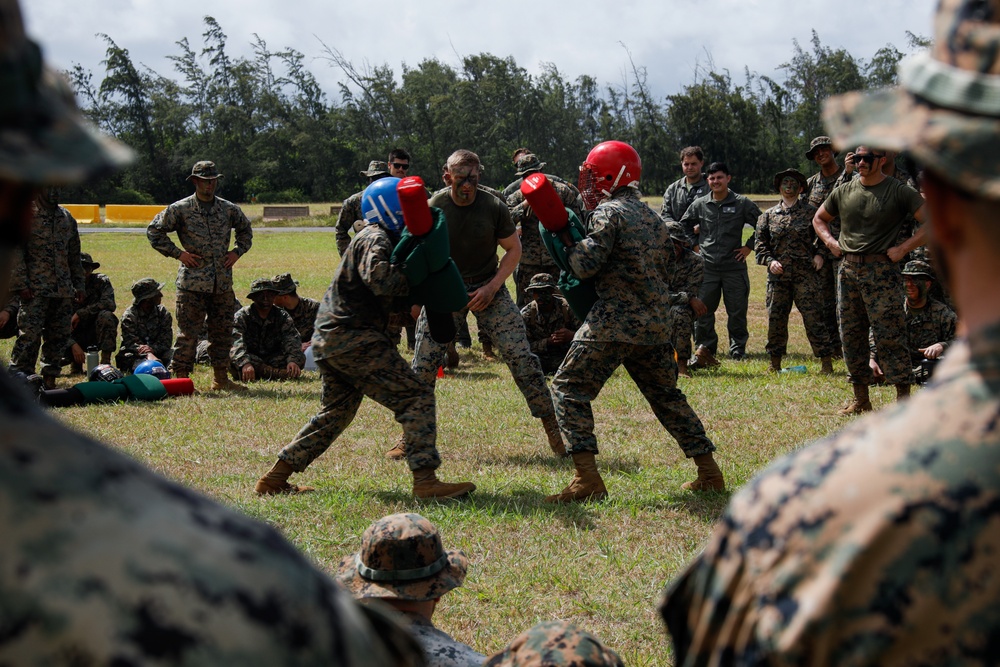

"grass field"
[0, 230, 899, 665]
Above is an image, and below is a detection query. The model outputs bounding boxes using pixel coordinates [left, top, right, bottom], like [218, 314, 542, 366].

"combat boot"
[838, 383, 873, 415]
[385, 435, 406, 460]
[690, 345, 720, 370]
[895, 383, 911, 401]
[211, 365, 248, 392]
[544, 452, 608, 503]
[541, 414, 568, 457]
[769, 355, 782, 373]
[446, 342, 460, 369]
[172, 367, 190, 379]
[677, 357, 691, 378]
[820, 357, 834, 374]
[482, 341, 496, 360]
[412, 468, 476, 499]
[254, 459, 315, 495]
[681, 453, 726, 491]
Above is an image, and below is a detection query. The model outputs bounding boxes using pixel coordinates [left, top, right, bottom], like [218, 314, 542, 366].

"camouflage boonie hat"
[335, 513, 468, 602]
[246, 278, 278, 300]
[483, 621, 624, 667]
[186, 161, 221, 181]
[0, 0, 133, 185]
[824, 0, 1000, 198]
[525, 273, 558, 292]
[130, 277, 164, 304]
[902, 259, 935, 279]
[80, 252, 99, 269]
[271, 273, 298, 295]
[665, 220, 693, 246]
[360, 160, 390, 178]
[772, 168, 808, 193]
[514, 153, 546, 177]
[805, 135, 837, 160]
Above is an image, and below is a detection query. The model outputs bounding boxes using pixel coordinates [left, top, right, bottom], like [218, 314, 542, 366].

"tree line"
[63, 17, 927, 205]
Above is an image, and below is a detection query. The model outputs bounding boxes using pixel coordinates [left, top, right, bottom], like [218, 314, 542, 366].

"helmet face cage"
[578, 163, 604, 211]
[361, 177, 405, 234]
[577, 141, 641, 211]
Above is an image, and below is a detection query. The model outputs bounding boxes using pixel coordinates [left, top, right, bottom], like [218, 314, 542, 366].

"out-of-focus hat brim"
[335, 549, 468, 602]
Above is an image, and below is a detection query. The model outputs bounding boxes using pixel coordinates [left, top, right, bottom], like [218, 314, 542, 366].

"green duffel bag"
[118, 373, 168, 401]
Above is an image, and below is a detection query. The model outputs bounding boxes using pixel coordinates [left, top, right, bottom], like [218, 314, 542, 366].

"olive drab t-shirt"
[429, 189, 516, 284]
[824, 177, 924, 255]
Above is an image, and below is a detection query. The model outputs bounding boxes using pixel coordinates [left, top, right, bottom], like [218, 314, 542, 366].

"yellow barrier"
[63, 204, 101, 224]
[105, 204, 166, 224]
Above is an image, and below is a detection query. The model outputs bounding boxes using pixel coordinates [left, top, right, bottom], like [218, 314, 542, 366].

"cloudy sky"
[25, 0, 936, 102]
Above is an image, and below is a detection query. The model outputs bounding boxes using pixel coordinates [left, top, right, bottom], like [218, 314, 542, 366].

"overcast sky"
[25, 0, 936, 103]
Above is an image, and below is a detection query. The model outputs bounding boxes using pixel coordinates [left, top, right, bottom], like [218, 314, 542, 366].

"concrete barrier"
[262, 205, 310, 221]
[63, 204, 101, 224]
[105, 204, 166, 224]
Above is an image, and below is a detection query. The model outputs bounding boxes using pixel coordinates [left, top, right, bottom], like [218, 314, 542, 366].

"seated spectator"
[665, 222, 706, 378]
[870, 260, 957, 384]
[64, 253, 117, 372]
[520, 273, 579, 374]
[336, 513, 485, 667]
[230, 278, 304, 381]
[484, 621, 623, 666]
[271, 272, 320, 350]
[115, 278, 173, 372]
[0, 291, 18, 339]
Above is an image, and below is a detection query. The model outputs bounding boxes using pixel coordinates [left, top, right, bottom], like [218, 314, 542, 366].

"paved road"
[79, 227, 334, 234]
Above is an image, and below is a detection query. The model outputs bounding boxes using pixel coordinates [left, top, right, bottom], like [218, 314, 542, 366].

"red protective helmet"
[578, 141, 641, 210]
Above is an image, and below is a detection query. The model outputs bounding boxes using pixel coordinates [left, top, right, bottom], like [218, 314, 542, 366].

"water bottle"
[780, 365, 807, 374]
[85, 347, 99, 376]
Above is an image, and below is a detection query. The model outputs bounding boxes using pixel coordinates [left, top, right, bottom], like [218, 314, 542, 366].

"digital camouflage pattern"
[67, 269, 118, 355]
[396, 613, 485, 667]
[552, 188, 716, 458]
[230, 303, 305, 373]
[667, 243, 704, 363]
[146, 194, 252, 295]
[484, 620, 623, 667]
[660, 174, 710, 227]
[805, 169, 845, 353]
[904, 298, 957, 360]
[115, 301, 173, 371]
[0, 370, 423, 665]
[9, 295, 73, 377]
[280, 295, 321, 343]
[172, 289, 238, 373]
[521, 281, 579, 374]
[501, 170, 575, 199]
[755, 199, 834, 358]
[661, 324, 1000, 666]
[335, 190, 364, 257]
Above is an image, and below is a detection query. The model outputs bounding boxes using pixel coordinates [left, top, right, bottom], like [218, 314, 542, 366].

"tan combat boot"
[254, 459, 315, 495]
[838, 383, 873, 415]
[482, 341, 496, 360]
[211, 365, 248, 391]
[412, 468, 476, 499]
[895, 383, 911, 401]
[385, 435, 406, 460]
[681, 452, 726, 491]
[677, 357, 691, 378]
[172, 367, 190, 379]
[544, 452, 608, 503]
[769, 355, 782, 373]
[541, 414, 568, 457]
[820, 357, 834, 374]
[690, 345, 720, 370]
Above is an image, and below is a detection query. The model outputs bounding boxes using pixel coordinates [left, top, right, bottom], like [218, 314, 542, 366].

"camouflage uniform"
[755, 199, 835, 358]
[805, 166, 847, 350]
[147, 193, 252, 374]
[116, 302, 173, 371]
[230, 303, 306, 376]
[9, 202, 84, 378]
[66, 267, 118, 359]
[484, 620, 623, 667]
[667, 244, 704, 364]
[680, 191, 760, 357]
[904, 299, 957, 361]
[278, 225, 442, 473]
[280, 295, 321, 343]
[0, 291, 18, 339]
[335, 190, 364, 257]
[824, 177, 924, 385]
[552, 188, 715, 457]
[520, 279, 580, 375]
[412, 190, 555, 421]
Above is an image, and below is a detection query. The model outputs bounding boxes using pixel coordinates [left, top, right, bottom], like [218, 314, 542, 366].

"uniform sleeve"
[147, 206, 184, 259]
[153, 308, 174, 358]
[9, 245, 27, 291]
[231, 309, 251, 367]
[567, 209, 618, 280]
[67, 216, 85, 293]
[281, 313, 306, 366]
[521, 303, 548, 354]
[78, 276, 116, 319]
[754, 211, 775, 266]
[679, 200, 699, 241]
[118, 309, 140, 356]
[938, 304, 958, 351]
[743, 199, 761, 250]
[335, 197, 357, 257]
[495, 198, 516, 239]
[356, 234, 411, 297]
[231, 207, 253, 257]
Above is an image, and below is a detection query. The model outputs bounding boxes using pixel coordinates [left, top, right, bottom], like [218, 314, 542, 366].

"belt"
[842, 252, 890, 264]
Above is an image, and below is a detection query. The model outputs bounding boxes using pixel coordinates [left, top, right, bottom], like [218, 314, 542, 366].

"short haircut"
[446, 149, 480, 173]
[706, 162, 730, 176]
[680, 146, 705, 162]
[388, 148, 410, 163]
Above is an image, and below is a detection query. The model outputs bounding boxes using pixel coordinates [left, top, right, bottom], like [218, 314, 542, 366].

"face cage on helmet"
[579, 162, 630, 210]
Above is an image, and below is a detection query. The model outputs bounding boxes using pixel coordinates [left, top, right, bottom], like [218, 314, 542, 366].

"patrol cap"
[805, 136, 837, 160]
[483, 621, 624, 667]
[772, 168, 808, 193]
[80, 252, 99, 269]
[514, 153, 546, 177]
[360, 160, 390, 178]
[130, 277, 164, 304]
[186, 161, 221, 181]
[246, 278, 277, 300]
[335, 513, 468, 602]
[271, 272, 298, 295]
[525, 273, 558, 293]
[823, 0, 1000, 199]
[902, 259, 935, 279]
[665, 220, 693, 246]
[0, 0, 133, 185]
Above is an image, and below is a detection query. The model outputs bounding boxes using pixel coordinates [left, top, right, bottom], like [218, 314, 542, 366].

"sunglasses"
[852, 153, 884, 164]
[391, 162, 410, 170]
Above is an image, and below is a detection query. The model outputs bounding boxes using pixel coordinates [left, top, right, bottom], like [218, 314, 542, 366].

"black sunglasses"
[391, 162, 410, 170]
[853, 153, 884, 164]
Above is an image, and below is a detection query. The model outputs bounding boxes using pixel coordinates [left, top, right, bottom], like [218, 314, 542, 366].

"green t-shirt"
[824, 177, 924, 255]
[429, 189, 515, 283]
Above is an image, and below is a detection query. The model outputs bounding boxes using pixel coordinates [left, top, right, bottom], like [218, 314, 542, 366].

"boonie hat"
[483, 621, 624, 667]
[514, 153, 546, 177]
[901, 260, 935, 279]
[772, 168, 808, 193]
[186, 161, 221, 181]
[130, 277, 164, 304]
[805, 136, 837, 160]
[335, 513, 468, 601]
[525, 273, 558, 292]
[80, 252, 99, 269]
[246, 278, 277, 300]
[271, 273, 298, 295]
[665, 220, 693, 246]
[823, 0, 1000, 198]
[360, 160, 390, 178]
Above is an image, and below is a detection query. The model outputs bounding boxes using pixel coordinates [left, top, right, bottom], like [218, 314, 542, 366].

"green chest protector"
[539, 210, 598, 322]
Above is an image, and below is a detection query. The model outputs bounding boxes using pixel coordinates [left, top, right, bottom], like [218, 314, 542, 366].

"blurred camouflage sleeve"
[77, 274, 115, 320]
[67, 214, 85, 292]
[230, 308, 251, 368]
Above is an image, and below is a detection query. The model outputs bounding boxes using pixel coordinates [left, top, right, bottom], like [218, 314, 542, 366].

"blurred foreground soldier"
[255, 178, 475, 499]
[659, 146, 710, 229]
[665, 221, 706, 378]
[484, 621, 623, 667]
[147, 160, 252, 391]
[336, 160, 390, 256]
[0, 3, 421, 663]
[337, 513, 485, 667]
[547, 141, 723, 502]
[272, 271, 320, 351]
[661, 1, 1000, 663]
[0, 291, 18, 338]
[520, 273, 579, 375]
[9, 186, 84, 388]
[115, 278, 173, 372]
[755, 169, 835, 373]
[231, 278, 304, 381]
[64, 252, 117, 372]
